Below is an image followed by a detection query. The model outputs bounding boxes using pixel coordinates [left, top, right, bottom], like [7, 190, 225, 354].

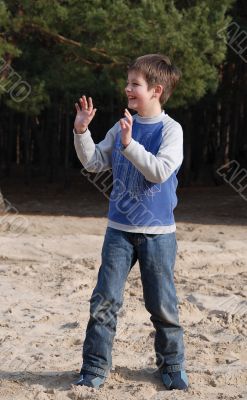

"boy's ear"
[153, 84, 163, 99]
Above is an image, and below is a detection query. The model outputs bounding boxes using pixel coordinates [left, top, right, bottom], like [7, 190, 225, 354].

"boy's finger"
[82, 95, 88, 110]
[120, 119, 125, 128]
[123, 117, 131, 126]
[124, 110, 132, 123]
[88, 97, 93, 110]
[75, 103, 80, 112]
[79, 97, 85, 109]
[90, 108, 97, 117]
[125, 108, 132, 118]
[125, 115, 132, 125]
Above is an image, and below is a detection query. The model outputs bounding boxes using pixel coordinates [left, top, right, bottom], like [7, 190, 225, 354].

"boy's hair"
[127, 54, 181, 105]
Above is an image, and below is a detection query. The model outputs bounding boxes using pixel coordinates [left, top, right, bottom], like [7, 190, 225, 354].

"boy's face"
[125, 70, 162, 116]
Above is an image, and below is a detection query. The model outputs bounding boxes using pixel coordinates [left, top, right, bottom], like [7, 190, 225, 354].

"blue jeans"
[81, 227, 185, 378]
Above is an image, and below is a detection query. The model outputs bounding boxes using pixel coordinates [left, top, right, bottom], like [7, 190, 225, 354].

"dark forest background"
[0, 0, 246, 201]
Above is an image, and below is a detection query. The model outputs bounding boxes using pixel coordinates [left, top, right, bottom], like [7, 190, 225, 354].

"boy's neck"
[137, 104, 163, 118]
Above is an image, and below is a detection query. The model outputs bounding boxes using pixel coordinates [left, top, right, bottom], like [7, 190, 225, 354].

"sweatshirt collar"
[134, 110, 165, 124]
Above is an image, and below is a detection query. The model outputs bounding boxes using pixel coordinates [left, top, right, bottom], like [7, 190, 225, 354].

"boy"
[73, 54, 188, 391]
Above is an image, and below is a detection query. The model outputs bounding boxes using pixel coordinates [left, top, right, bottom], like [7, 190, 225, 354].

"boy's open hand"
[74, 95, 97, 134]
[120, 109, 133, 148]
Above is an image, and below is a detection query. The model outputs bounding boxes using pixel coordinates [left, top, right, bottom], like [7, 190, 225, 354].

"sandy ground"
[0, 180, 247, 400]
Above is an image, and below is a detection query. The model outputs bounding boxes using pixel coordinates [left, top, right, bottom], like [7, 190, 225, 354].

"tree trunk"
[0, 189, 5, 212]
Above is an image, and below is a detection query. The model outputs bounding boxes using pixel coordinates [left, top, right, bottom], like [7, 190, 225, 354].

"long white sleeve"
[73, 122, 118, 172]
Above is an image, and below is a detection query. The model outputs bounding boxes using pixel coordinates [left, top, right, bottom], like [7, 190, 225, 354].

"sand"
[0, 183, 246, 400]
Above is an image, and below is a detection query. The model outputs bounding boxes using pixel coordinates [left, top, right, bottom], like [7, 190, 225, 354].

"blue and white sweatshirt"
[74, 111, 183, 234]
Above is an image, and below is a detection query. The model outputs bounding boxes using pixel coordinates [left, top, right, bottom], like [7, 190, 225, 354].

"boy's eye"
[126, 82, 140, 85]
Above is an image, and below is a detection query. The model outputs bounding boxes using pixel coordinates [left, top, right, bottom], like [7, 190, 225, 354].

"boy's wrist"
[121, 139, 131, 149]
[74, 126, 88, 134]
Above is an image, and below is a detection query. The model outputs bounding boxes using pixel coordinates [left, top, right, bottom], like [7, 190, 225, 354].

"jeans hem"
[81, 364, 109, 378]
[160, 364, 185, 373]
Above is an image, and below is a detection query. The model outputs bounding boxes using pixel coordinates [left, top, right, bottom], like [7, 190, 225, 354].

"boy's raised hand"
[120, 108, 133, 148]
[74, 95, 97, 134]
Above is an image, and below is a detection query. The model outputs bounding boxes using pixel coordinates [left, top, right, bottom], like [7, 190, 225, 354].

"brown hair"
[127, 54, 181, 105]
